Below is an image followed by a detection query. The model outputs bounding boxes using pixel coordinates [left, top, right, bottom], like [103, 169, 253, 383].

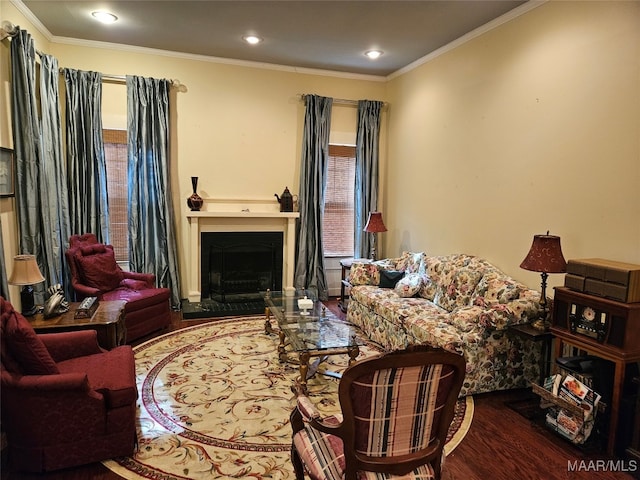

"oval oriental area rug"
[103, 316, 473, 480]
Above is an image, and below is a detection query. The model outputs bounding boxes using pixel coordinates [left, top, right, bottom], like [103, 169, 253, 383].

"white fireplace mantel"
[186, 200, 299, 302]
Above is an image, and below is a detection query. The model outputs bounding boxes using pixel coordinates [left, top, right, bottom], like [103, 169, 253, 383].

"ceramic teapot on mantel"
[275, 187, 296, 212]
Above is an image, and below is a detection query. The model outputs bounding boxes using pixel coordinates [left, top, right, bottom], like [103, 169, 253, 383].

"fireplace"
[201, 232, 283, 302]
[183, 199, 299, 318]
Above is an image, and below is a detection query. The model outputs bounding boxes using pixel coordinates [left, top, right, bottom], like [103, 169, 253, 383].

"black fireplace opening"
[183, 231, 283, 318]
[203, 231, 283, 302]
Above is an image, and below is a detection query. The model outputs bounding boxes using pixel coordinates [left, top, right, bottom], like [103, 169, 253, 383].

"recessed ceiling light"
[243, 35, 263, 45]
[91, 11, 118, 24]
[365, 50, 383, 60]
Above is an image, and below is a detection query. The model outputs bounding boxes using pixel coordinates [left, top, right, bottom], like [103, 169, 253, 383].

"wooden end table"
[27, 300, 127, 349]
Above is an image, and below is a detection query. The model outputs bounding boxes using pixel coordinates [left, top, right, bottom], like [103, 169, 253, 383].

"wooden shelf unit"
[550, 287, 640, 456]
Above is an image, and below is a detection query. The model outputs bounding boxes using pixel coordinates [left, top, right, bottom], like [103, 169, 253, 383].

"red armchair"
[0, 297, 138, 472]
[66, 233, 171, 342]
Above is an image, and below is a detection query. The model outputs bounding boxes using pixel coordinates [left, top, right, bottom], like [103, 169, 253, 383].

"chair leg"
[291, 445, 306, 480]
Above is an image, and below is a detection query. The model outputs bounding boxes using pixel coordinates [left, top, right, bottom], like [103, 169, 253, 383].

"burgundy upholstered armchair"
[0, 297, 138, 472]
[66, 233, 171, 342]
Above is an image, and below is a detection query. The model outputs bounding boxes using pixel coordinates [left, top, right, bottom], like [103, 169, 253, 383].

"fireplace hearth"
[182, 297, 267, 319]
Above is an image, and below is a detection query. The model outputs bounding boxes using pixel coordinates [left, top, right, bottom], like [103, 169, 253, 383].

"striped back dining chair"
[290, 345, 466, 480]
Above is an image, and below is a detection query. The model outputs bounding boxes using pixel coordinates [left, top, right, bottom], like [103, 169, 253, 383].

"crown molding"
[9, 0, 52, 41]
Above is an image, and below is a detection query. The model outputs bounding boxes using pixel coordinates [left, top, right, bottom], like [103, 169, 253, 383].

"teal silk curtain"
[39, 55, 72, 294]
[10, 30, 71, 299]
[64, 69, 110, 243]
[126, 75, 181, 308]
[294, 95, 332, 301]
[354, 100, 383, 259]
[10, 30, 41, 260]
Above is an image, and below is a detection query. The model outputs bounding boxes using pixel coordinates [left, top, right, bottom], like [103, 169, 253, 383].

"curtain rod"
[56, 69, 183, 89]
[2, 25, 183, 90]
[298, 94, 387, 108]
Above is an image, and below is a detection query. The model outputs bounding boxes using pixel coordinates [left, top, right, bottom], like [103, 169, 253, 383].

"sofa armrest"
[294, 393, 343, 435]
[297, 394, 322, 421]
[3, 371, 92, 392]
[453, 294, 542, 332]
[450, 305, 519, 333]
[40, 330, 104, 362]
[1, 371, 106, 445]
[122, 271, 156, 286]
[71, 278, 102, 299]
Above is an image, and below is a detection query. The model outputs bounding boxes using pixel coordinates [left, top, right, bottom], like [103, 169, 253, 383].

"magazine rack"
[531, 376, 605, 446]
[531, 383, 604, 418]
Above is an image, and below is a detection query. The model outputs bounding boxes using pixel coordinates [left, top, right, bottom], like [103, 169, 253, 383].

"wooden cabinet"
[550, 287, 640, 456]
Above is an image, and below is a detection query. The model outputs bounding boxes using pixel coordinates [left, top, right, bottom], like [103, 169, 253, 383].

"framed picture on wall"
[0, 147, 15, 197]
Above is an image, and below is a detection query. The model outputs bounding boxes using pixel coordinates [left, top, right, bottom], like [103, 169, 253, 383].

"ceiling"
[17, 0, 528, 77]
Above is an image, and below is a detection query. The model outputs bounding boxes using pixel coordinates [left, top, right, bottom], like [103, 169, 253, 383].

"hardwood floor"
[2, 299, 637, 480]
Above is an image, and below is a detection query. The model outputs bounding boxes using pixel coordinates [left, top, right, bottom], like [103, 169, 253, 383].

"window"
[322, 144, 356, 257]
[103, 129, 129, 263]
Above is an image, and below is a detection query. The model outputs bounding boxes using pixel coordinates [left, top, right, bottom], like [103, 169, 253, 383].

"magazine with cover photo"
[558, 374, 589, 406]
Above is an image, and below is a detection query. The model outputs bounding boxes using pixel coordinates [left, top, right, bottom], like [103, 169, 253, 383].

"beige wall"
[0, 0, 388, 301]
[386, 1, 640, 292]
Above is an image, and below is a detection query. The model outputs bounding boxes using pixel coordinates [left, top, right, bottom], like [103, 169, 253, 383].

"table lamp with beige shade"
[8, 255, 45, 316]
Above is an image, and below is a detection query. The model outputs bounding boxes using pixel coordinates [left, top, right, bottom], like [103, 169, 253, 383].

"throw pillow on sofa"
[373, 258, 395, 270]
[349, 262, 380, 286]
[473, 272, 522, 305]
[395, 251, 426, 274]
[394, 273, 423, 297]
[380, 270, 405, 288]
[418, 275, 438, 301]
[434, 267, 484, 311]
[417, 255, 445, 301]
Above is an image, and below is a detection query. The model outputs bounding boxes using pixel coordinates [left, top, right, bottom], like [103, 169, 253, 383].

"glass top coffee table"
[263, 290, 361, 392]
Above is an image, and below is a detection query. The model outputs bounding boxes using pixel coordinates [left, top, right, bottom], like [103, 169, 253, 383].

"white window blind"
[323, 145, 356, 257]
[103, 129, 129, 263]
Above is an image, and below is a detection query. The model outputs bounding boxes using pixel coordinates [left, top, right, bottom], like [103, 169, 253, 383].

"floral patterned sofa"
[346, 252, 543, 396]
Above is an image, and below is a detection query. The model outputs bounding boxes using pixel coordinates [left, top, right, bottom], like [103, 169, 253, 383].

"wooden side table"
[338, 258, 370, 313]
[27, 300, 127, 349]
[550, 287, 640, 456]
